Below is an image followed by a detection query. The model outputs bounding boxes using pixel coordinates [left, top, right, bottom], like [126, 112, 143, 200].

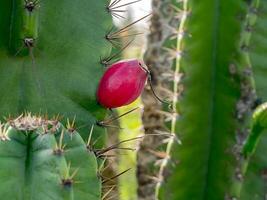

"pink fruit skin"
[97, 59, 147, 108]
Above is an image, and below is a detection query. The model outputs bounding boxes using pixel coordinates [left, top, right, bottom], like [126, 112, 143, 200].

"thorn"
[0, 123, 10, 141]
[108, 0, 142, 10]
[86, 124, 95, 151]
[95, 136, 143, 157]
[169, 3, 183, 12]
[96, 147, 136, 158]
[97, 107, 139, 127]
[98, 157, 109, 174]
[102, 186, 116, 200]
[91, 135, 105, 150]
[61, 163, 79, 187]
[163, 46, 185, 59]
[102, 168, 131, 184]
[14, 38, 36, 57]
[153, 130, 181, 144]
[66, 117, 76, 134]
[23, 38, 35, 48]
[103, 194, 118, 200]
[146, 149, 169, 159]
[24, 0, 40, 12]
[101, 39, 134, 66]
[107, 0, 142, 19]
[96, 123, 122, 130]
[53, 130, 66, 155]
[142, 174, 162, 183]
[106, 14, 151, 41]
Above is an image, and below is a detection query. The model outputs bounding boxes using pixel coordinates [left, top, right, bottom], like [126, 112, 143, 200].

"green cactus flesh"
[241, 0, 267, 199]
[0, 0, 113, 137]
[0, 114, 101, 200]
[158, 0, 258, 199]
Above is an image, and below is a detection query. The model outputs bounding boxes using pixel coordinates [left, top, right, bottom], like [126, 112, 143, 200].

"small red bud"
[97, 59, 148, 108]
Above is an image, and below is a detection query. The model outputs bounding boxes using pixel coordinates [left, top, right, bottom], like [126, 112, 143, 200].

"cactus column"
[0, 114, 101, 200]
[0, 0, 113, 137]
[241, 0, 267, 199]
[137, 0, 180, 199]
[150, 0, 259, 199]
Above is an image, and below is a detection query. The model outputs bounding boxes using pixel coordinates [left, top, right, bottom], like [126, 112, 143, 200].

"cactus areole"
[97, 59, 147, 108]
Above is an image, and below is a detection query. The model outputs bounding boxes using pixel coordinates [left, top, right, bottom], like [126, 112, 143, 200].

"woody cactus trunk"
[138, 0, 267, 199]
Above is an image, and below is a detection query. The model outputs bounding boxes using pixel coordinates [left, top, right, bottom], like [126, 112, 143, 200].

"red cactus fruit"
[97, 59, 148, 108]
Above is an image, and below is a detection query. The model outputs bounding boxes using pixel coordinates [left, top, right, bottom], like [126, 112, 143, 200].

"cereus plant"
[241, 1, 267, 199]
[0, 114, 101, 199]
[0, 0, 144, 199]
[0, 0, 115, 138]
[2, 0, 267, 199]
[138, 0, 267, 199]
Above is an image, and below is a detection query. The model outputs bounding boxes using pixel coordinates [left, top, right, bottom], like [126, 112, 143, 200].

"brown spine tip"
[61, 178, 73, 187]
[24, 0, 40, 12]
[53, 148, 64, 156]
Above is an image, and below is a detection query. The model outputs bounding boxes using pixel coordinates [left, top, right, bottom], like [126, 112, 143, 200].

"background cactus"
[0, 114, 101, 200]
[137, 0, 267, 199]
[241, 0, 267, 199]
[137, 0, 180, 199]
[158, 0, 259, 199]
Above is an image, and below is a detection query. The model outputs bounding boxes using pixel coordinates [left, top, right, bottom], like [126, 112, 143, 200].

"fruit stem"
[140, 64, 172, 108]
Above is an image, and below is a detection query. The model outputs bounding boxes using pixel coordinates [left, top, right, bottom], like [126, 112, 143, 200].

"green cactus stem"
[137, 0, 181, 199]
[243, 103, 267, 159]
[0, 114, 101, 200]
[241, 0, 267, 198]
[0, 0, 113, 137]
[157, 0, 259, 199]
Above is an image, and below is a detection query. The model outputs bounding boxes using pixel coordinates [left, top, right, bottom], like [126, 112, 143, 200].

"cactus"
[241, 1, 267, 199]
[0, 0, 135, 199]
[158, 0, 260, 199]
[241, 104, 267, 199]
[0, 114, 101, 199]
[2, 0, 267, 199]
[137, 0, 180, 199]
[0, 0, 113, 137]
[138, 0, 267, 199]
